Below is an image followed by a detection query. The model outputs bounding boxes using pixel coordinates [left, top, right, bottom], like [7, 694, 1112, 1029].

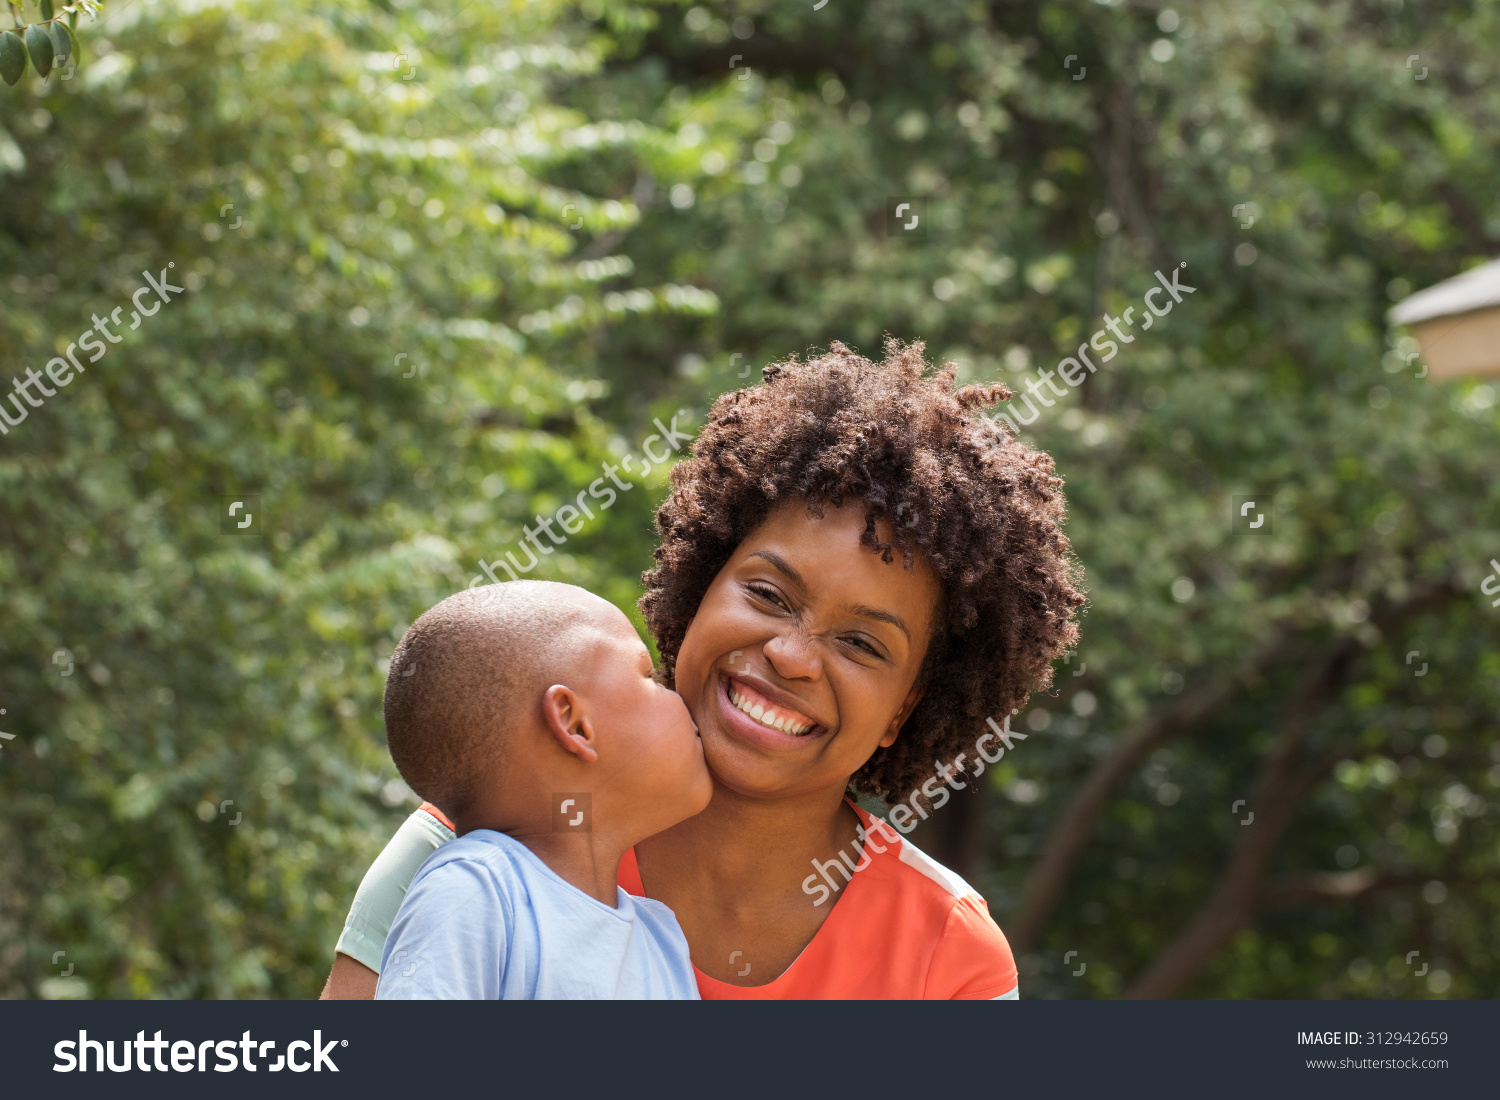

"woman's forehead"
[735, 500, 941, 611]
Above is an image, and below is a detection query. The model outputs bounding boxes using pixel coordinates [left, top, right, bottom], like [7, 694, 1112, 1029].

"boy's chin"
[681, 765, 716, 815]
[658, 766, 715, 828]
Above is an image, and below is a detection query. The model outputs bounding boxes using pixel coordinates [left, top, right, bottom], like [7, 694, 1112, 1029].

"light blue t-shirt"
[375, 828, 700, 1000]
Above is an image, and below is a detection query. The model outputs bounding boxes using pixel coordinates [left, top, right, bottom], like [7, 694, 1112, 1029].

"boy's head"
[384, 581, 709, 835]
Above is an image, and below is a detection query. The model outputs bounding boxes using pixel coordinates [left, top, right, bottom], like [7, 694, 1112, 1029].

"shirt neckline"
[461, 828, 640, 922]
[690, 797, 885, 993]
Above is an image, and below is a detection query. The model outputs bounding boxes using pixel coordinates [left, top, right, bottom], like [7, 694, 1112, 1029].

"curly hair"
[640, 339, 1085, 805]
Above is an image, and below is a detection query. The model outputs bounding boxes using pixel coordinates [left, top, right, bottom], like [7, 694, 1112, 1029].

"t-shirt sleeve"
[334, 808, 455, 972]
[375, 857, 509, 1000]
[922, 894, 1019, 1000]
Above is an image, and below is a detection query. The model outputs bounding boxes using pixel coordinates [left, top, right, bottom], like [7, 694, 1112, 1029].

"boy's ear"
[878, 683, 925, 749]
[541, 684, 598, 764]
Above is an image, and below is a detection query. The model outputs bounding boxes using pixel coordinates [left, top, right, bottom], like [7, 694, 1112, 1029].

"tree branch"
[1121, 582, 1462, 999]
[1121, 682, 1351, 998]
[1262, 869, 1497, 910]
[1261, 867, 1381, 907]
[1010, 630, 1294, 949]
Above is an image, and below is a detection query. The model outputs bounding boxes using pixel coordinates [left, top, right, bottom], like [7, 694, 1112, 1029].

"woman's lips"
[719, 674, 822, 740]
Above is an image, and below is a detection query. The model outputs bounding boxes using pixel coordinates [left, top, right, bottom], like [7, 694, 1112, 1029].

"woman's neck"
[637, 779, 858, 894]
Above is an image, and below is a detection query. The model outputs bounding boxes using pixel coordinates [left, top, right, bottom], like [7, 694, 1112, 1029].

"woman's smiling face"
[673, 499, 942, 800]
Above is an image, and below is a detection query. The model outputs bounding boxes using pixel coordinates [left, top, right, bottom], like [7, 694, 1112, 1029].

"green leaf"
[24, 22, 51, 79]
[39, 0, 54, 22]
[0, 30, 25, 87]
[49, 19, 70, 66]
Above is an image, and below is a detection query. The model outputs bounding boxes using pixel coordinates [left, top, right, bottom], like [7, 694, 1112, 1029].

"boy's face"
[671, 499, 942, 802]
[582, 603, 712, 832]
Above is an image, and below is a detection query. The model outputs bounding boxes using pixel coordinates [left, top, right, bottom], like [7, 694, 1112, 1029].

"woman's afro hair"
[640, 339, 1086, 805]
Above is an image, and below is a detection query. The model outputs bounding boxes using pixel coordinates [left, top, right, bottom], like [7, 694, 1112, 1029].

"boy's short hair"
[383, 582, 590, 819]
[641, 339, 1086, 804]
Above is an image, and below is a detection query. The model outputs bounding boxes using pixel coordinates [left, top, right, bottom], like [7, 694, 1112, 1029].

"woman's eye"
[747, 583, 789, 610]
[845, 637, 881, 657]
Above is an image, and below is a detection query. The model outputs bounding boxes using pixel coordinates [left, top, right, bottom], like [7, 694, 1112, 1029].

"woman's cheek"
[674, 650, 706, 708]
[672, 614, 709, 686]
[841, 684, 895, 756]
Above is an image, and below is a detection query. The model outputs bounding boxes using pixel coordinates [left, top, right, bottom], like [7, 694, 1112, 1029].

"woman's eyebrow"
[847, 603, 910, 642]
[746, 550, 806, 589]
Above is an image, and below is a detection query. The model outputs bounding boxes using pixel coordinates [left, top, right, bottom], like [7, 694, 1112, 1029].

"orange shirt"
[617, 801, 1018, 1000]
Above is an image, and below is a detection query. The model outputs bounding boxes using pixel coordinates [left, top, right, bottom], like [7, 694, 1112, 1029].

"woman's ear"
[878, 684, 925, 749]
[541, 684, 599, 763]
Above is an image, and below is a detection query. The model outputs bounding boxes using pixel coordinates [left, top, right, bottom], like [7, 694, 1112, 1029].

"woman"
[323, 340, 1084, 999]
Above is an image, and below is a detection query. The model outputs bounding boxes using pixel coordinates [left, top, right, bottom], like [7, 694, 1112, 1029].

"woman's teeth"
[728, 682, 814, 736]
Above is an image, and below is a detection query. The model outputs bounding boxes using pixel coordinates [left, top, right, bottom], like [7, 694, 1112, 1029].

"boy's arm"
[321, 807, 455, 1000]
[375, 857, 509, 1000]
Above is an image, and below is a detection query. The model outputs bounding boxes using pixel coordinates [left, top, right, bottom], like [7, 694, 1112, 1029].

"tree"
[4, 0, 1497, 1001]
[571, 0, 1500, 998]
[0, 0, 705, 998]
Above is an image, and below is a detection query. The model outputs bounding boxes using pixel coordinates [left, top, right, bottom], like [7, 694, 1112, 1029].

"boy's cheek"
[643, 702, 700, 755]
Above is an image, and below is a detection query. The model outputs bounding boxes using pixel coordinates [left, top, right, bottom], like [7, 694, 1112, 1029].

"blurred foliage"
[2, 0, 1497, 999]
[0, 0, 700, 999]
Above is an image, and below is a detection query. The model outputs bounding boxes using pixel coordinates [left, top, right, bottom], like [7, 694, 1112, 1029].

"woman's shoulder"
[851, 806, 1019, 999]
[416, 801, 457, 837]
[863, 815, 979, 899]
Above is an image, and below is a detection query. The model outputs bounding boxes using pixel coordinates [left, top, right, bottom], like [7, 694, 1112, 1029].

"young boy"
[372, 580, 712, 999]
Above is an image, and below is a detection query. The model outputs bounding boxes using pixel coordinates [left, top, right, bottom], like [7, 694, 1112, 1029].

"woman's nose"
[763, 629, 822, 681]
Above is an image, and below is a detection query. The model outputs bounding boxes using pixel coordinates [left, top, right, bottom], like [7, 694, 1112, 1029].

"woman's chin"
[696, 725, 837, 803]
[678, 670, 842, 798]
